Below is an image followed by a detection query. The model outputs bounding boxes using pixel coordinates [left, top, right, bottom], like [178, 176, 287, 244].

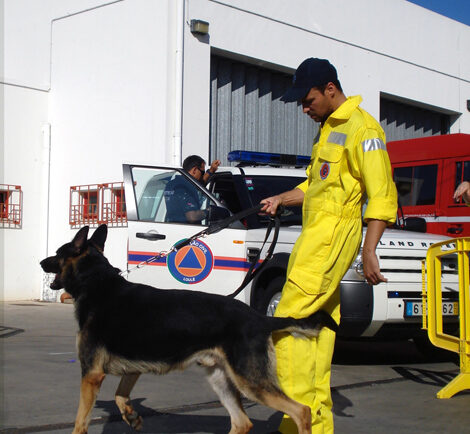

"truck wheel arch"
[250, 252, 289, 314]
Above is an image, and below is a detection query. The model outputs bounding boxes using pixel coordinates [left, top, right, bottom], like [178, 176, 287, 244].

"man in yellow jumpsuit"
[261, 58, 397, 433]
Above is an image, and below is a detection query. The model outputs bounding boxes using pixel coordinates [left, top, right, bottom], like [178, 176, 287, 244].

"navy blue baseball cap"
[281, 58, 338, 102]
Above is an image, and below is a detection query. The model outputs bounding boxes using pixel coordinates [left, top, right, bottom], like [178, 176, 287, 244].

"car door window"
[131, 167, 214, 225]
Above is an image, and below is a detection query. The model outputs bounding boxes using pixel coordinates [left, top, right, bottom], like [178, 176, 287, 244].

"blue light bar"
[228, 150, 311, 166]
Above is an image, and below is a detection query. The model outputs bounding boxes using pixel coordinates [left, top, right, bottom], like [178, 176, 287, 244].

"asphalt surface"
[1, 301, 469, 434]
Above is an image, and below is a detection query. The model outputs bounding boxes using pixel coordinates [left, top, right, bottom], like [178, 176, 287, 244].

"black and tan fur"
[40, 225, 337, 434]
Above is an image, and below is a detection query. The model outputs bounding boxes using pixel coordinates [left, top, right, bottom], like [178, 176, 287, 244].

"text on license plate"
[404, 300, 459, 317]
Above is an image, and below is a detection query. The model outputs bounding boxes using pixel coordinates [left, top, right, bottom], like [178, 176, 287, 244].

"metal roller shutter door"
[380, 98, 450, 142]
[210, 56, 319, 164]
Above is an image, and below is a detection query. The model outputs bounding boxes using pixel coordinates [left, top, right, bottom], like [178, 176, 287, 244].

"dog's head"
[40, 224, 108, 290]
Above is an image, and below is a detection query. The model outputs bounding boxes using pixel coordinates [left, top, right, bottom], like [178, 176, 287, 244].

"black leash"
[226, 208, 281, 298]
[173, 203, 282, 299]
[172, 203, 265, 251]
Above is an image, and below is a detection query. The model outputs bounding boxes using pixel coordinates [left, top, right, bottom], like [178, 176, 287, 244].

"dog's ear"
[72, 226, 90, 251]
[89, 224, 108, 251]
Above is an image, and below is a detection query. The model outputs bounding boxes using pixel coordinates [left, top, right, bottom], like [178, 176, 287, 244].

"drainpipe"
[41, 123, 55, 301]
[172, 0, 185, 166]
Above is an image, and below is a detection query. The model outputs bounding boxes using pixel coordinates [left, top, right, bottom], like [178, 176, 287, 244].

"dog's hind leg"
[225, 338, 311, 434]
[73, 370, 106, 434]
[256, 390, 311, 434]
[206, 365, 253, 434]
[115, 373, 143, 431]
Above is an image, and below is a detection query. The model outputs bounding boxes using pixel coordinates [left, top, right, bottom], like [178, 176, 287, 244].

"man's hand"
[209, 160, 221, 174]
[362, 219, 388, 285]
[362, 248, 387, 285]
[260, 188, 305, 216]
[453, 181, 470, 204]
[202, 160, 221, 185]
[260, 196, 283, 216]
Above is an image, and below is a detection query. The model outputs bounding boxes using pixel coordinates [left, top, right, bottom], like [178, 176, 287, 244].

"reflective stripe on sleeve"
[362, 138, 387, 152]
[327, 131, 347, 146]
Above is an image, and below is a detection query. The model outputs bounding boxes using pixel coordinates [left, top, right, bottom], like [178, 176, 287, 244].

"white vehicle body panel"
[123, 163, 459, 339]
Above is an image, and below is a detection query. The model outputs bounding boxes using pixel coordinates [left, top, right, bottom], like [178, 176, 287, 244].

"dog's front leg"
[72, 371, 106, 434]
[115, 373, 143, 430]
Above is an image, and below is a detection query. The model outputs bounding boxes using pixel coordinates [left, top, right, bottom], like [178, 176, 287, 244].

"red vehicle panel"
[387, 134, 470, 237]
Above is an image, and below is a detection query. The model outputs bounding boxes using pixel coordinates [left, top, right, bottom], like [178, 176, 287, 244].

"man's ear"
[89, 224, 108, 251]
[187, 166, 199, 178]
[72, 226, 89, 251]
[325, 82, 336, 97]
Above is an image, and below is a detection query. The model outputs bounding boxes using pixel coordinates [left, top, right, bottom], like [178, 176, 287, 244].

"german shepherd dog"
[40, 225, 337, 434]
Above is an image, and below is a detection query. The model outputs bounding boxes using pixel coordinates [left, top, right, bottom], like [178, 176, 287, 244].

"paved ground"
[1, 301, 469, 433]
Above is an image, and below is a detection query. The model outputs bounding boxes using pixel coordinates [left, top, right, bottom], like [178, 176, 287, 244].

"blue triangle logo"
[179, 248, 202, 269]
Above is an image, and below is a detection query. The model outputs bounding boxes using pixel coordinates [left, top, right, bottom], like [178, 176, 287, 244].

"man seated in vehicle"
[164, 155, 219, 223]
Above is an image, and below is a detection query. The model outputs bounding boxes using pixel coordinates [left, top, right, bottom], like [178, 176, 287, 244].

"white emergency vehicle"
[123, 151, 459, 347]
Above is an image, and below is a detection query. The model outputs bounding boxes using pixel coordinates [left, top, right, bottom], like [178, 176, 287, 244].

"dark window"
[0, 191, 8, 219]
[83, 191, 98, 219]
[0, 184, 23, 227]
[394, 165, 438, 206]
[246, 175, 306, 225]
[211, 177, 243, 214]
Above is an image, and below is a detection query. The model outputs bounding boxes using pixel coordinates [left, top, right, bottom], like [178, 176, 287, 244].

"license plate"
[404, 300, 459, 317]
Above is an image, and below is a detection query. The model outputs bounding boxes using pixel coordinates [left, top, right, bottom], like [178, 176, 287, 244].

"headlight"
[350, 249, 381, 279]
[351, 252, 364, 277]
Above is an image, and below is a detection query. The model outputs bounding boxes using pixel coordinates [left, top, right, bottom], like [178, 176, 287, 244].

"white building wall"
[2, 0, 470, 300]
[183, 0, 470, 136]
[47, 0, 173, 285]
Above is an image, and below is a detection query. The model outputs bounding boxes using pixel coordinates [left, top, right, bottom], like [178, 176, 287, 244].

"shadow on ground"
[94, 398, 283, 433]
[333, 338, 457, 365]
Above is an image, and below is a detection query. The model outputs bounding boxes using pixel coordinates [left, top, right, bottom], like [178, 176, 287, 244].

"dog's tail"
[269, 310, 338, 338]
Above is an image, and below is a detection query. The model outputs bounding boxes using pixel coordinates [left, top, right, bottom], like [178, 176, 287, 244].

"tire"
[255, 275, 284, 316]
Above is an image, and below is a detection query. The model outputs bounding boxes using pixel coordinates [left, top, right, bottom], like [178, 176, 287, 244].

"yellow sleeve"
[357, 129, 398, 224]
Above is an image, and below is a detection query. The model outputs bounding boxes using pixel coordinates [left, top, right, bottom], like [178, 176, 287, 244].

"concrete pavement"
[1, 301, 469, 433]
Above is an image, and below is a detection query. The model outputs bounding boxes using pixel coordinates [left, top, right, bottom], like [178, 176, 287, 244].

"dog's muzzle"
[40, 257, 64, 290]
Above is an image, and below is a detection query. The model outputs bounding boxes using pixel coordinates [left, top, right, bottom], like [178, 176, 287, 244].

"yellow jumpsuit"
[274, 96, 397, 433]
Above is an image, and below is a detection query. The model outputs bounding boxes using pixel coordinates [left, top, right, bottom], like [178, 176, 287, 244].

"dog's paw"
[125, 410, 143, 431]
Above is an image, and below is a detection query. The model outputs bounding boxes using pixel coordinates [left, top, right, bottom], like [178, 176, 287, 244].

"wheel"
[255, 275, 284, 316]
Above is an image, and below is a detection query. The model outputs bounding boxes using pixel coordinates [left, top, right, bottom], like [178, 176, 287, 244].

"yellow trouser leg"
[274, 326, 336, 434]
[274, 280, 340, 434]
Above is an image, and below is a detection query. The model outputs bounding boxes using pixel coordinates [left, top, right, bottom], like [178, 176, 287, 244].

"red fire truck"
[387, 133, 470, 237]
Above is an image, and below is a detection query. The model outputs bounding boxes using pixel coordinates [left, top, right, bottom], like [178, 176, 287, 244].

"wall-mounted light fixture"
[190, 19, 209, 35]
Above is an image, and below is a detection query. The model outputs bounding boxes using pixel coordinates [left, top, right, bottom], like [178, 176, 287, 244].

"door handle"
[447, 227, 463, 235]
[136, 232, 166, 241]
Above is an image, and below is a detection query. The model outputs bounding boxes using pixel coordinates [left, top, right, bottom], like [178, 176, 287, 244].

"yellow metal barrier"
[422, 237, 470, 399]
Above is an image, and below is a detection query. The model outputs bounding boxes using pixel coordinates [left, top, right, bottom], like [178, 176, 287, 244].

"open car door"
[123, 164, 250, 298]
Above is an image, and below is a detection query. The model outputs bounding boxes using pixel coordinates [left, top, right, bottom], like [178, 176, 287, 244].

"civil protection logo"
[167, 239, 214, 284]
[320, 162, 330, 180]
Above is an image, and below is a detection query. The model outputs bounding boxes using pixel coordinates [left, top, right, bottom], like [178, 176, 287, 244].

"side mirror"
[403, 217, 427, 233]
[208, 205, 230, 223]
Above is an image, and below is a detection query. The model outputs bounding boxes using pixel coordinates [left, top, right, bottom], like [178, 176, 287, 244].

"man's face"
[301, 86, 334, 124]
[189, 162, 206, 181]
